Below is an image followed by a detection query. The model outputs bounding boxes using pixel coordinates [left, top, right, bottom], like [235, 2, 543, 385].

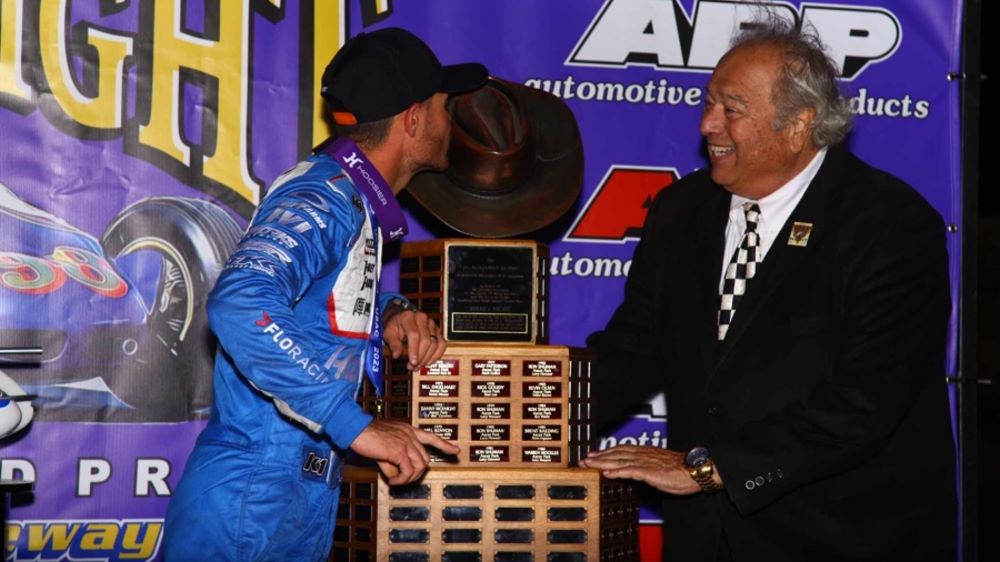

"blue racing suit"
[164, 152, 400, 562]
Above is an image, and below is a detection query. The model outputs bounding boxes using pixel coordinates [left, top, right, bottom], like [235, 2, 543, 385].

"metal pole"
[958, 0, 983, 560]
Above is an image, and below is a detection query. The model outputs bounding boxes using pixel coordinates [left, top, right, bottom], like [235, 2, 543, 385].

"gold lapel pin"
[787, 222, 813, 247]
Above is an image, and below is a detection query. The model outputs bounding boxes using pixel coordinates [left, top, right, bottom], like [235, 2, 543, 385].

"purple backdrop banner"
[0, 1, 963, 560]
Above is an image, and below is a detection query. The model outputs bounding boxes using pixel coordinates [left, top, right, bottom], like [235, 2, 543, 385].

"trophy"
[334, 78, 638, 562]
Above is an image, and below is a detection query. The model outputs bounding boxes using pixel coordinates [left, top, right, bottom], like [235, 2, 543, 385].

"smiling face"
[700, 43, 817, 199]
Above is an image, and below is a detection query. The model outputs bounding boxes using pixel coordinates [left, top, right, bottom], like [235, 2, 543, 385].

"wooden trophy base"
[331, 466, 639, 562]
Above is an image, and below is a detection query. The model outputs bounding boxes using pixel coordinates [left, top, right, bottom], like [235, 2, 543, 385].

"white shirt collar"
[719, 148, 828, 292]
[730, 148, 827, 248]
[730, 148, 827, 221]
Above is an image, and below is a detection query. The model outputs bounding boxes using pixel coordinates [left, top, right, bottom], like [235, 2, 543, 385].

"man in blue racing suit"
[164, 28, 487, 562]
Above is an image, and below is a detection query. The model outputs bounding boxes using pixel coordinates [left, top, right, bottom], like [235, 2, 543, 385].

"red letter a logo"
[565, 166, 678, 243]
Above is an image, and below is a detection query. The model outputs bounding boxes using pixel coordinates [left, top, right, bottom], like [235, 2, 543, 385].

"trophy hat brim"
[406, 77, 583, 238]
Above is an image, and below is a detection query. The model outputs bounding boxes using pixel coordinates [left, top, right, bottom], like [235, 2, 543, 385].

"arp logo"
[568, 0, 901, 80]
[565, 166, 678, 244]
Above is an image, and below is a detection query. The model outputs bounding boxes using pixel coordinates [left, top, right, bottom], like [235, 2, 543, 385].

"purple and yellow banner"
[0, 1, 963, 560]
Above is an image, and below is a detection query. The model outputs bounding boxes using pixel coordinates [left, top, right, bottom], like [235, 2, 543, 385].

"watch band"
[386, 297, 419, 315]
[688, 460, 724, 493]
[391, 297, 418, 310]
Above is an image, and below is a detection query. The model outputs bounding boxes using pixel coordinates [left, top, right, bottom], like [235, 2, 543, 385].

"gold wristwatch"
[685, 446, 723, 493]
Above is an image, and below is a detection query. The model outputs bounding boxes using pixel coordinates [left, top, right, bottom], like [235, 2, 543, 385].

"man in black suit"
[580, 22, 956, 561]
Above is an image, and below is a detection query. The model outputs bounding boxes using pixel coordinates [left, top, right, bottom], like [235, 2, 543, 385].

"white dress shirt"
[719, 149, 827, 291]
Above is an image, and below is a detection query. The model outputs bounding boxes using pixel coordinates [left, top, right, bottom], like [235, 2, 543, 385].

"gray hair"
[731, 18, 853, 147]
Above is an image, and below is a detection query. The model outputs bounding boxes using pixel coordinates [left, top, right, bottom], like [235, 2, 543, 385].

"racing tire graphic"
[101, 198, 241, 421]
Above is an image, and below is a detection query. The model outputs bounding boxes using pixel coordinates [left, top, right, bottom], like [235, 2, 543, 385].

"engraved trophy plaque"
[357, 345, 594, 468]
[400, 239, 548, 344]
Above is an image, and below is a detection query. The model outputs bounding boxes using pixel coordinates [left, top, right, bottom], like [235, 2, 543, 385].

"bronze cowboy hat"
[406, 77, 583, 238]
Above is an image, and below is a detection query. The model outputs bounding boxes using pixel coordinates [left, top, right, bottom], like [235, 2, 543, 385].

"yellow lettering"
[139, 0, 259, 203]
[119, 522, 162, 560]
[37, 0, 132, 129]
[311, 1, 345, 148]
[5, 523, 21, 557]
[79, 522, 118, 550]
[27, 522, 80, 551]
[0, 0, 31, 101]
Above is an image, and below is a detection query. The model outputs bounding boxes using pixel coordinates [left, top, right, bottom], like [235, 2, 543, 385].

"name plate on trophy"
[419, 403, 458, 419]
[420, 424, 458, 440]
[419, 381, 459, 398]
[524, 403, 561, 420]
[523, 425, 562, 441]
[522, 447, 562, 464]
[400, 240, 549, 344]
[523, 381, 562, 398]
[472, 359, 510, 376]
[472, 381, 510, 398]
[472, 424, 510, 441]
[471, 445, 510, 463]
[472, 403, 510, 420]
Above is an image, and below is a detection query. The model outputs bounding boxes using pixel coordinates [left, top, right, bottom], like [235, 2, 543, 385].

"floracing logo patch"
[567, 0, 901, 80]
[565, 165, 678, 244]
[255, 311, 326, 381]
[255, 311, 273, 327]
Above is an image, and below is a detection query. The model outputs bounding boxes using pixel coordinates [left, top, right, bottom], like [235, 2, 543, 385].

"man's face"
[414, 92, 452, 173]
[700, 44, 805, 199]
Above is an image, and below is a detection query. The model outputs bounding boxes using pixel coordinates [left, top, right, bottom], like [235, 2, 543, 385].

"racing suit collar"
[320, 137, 409, 241]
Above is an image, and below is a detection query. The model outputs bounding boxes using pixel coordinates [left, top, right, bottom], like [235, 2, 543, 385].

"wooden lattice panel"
[331, 467, 639, 562]
[332, 468, 380, 562]
[358, 344, 594, 468]
[399, 239, 549, 344]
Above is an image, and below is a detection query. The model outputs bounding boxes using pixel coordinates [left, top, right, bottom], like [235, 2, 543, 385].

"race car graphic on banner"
[1, 182, 240, 422]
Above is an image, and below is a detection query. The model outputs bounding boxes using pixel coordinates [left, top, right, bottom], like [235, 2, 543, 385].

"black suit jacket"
[590, 147, 956, 561]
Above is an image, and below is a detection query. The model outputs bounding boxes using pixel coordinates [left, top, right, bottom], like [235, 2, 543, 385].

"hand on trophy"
[580, 446, 708, 495]
[383, 307, 447, 371]
[350, 419, 460, 485]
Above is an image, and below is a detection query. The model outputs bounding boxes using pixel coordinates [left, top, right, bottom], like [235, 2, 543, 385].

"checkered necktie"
[718, 202, 761, 340]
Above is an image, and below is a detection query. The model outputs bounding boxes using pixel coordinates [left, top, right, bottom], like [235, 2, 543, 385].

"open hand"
[580, 446, 705, 495]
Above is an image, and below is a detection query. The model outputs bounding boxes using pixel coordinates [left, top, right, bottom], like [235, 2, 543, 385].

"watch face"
[685, 446, 711, 468]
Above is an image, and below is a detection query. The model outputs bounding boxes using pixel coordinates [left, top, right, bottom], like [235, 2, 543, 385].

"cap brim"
[440, 63, 489, 94]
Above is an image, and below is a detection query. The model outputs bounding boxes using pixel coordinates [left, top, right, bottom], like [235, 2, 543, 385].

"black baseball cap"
[321, 28, 488, 126]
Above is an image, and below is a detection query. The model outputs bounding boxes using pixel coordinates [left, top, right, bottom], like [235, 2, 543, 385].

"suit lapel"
[684, 186, 730, 375]
[713, 149, 843, 370]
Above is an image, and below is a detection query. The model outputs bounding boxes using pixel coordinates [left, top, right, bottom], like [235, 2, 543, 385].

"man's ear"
[402, 102, 422, 137]
[786, 107, 815, 153]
